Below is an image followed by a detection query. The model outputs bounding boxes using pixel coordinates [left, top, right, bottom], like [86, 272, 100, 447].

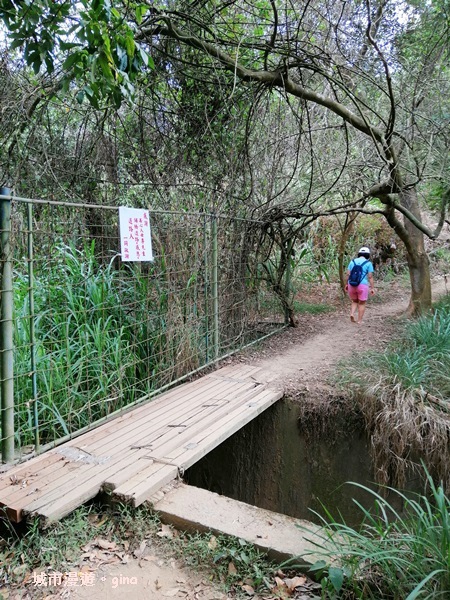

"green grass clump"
[12, 242, 205, 446]
[169, 530, 275, 593]
[0, 505, 112, 586]
[339, 296, 450, 400]
[1, 503, 277, 598]
[293, 301, 334, 315]
[336, 297, 450, 489]
[303, 471, 450, 599]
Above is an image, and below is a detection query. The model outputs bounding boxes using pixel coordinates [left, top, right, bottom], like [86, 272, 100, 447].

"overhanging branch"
[139, 19, 385, 143]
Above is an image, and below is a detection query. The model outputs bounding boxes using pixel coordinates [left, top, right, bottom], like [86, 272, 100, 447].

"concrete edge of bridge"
[151, 482, 326, 569]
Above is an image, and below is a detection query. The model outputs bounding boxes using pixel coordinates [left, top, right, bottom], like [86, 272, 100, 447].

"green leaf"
[135, 4, 148, 25]
[138, 46, 154, 69]
[31, 57, 42, 74]
[125, 32, 135, 58]
[328, 566, 344, 592]
[98, 53, 113, 80]
[405, 570, 445, 600]
[59, 41, 81, 51]
[9, 37, 25, 50]
[44, 55, 54, 74]
[62, 52, 82, 71]
[308, 560, 327, 572]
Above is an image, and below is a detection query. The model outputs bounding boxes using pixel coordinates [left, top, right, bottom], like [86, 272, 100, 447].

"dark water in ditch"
[184, 398, 416, 526]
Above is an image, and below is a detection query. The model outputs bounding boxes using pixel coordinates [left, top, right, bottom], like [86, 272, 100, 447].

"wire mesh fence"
[0, 193, 285, 462]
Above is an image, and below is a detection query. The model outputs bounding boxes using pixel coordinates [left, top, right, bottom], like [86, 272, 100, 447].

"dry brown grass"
[355, 382, 450, 490]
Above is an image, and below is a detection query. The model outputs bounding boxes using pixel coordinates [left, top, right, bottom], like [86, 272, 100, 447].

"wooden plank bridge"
[0, 364, 282, 526]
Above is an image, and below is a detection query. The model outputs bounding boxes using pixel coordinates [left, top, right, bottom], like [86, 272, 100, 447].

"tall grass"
[337, 294, 450, 489]
[12, 243, 177, 445]
[304, 470, 450, 599]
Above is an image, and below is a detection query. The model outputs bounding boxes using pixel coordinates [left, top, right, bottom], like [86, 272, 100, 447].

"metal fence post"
[203, 215, 209, 363]
[211, 216, 219, 360]
[0, 187, 14, 462]
[27, 202, 40, 452]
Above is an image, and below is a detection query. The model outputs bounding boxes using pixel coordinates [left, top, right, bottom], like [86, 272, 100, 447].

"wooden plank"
[208, 365, 263, 382]
[18, 378, 256, 520]
[101, 455, 161, 492]
[135, 389, 281, 507]
[171, 389, 283, 471]
[111, 461, 178, 505]
[209, 365, 263, 380]
[17, 364, 246, 469]
[21, 447, 150, 521]
[44, 382, 262, 512]
[35, 461, 162, 525]
[6, 365, 275, 524]
[0, 453, 62, 493]
[39, 464, 179, 523]
[4, 458, 93, 522]
[1, 438, 122, 521]
[22, 381, 260, 521]
[0, 454, 69, 503]
[134, 384, 266, 461]
[1, 364, 261, 480]
[77, 379, 258, 458]
[110, 383, 266, 498]
[113, 388, 280, 507]
[76, 375, 243, 451]
[1, 364, 260, 480]
[61, 373, 232, 453]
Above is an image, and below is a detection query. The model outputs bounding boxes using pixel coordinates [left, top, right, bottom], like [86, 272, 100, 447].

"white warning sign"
[119, 207, 153, 262]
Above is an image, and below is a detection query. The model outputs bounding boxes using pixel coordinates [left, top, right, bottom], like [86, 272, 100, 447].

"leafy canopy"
[0, 0, 153, 107]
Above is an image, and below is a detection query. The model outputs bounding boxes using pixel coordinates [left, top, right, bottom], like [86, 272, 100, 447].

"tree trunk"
[400, 188, 432, 315]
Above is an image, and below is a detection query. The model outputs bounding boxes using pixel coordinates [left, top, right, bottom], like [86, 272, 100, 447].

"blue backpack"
[348, 259, 369, 287]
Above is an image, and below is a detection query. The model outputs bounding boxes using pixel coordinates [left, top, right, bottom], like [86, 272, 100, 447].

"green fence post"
[27, 202, 39, 452]
[211, 216, 219, 360]
[203, 215, 209, 363]
[0, 187, 14, 463]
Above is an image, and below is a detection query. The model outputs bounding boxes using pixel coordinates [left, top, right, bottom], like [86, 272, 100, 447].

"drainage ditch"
[184, 396, 418, 526]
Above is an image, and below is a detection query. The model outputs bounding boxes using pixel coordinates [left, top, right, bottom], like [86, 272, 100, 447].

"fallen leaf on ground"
[117, 552, 130, 564]
[157, 524, 174, 538]
[133, 540, 147, 558]
[93, 538, 118, 551]
[142, 555, 158, 562]
[207, 536, 217, 550]
[163, 588, 180, 597]
[284, 576, 307, 591]
[93, 550, 120, 564]
[241, 583, 255, 595]
[228, 562, 237, 575]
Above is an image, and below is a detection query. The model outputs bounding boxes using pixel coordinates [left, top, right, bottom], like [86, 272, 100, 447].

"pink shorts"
[348, 284, 369, 302]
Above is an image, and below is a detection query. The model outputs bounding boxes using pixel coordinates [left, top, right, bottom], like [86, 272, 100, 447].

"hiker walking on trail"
[345, 247, 375, 324]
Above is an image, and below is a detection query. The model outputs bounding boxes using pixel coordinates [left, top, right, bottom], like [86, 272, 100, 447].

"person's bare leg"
[357, 301, 367, 323]
[350, 300, 359, 322]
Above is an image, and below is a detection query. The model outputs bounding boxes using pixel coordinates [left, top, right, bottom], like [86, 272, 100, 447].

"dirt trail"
[241, 276, 448, 394]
